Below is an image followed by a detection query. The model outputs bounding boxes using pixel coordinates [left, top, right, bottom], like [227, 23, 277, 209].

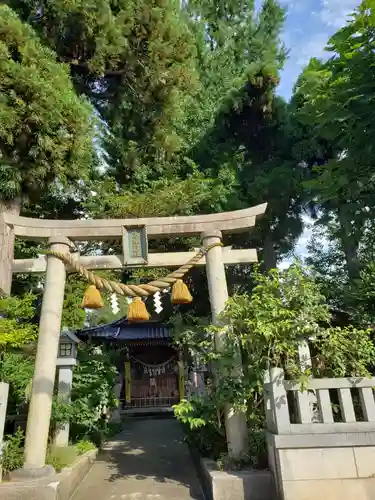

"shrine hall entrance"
[125, 345, 179, 409]
[76, 319, 182, 411]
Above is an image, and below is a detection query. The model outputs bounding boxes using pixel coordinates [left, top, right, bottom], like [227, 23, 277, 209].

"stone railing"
[264, 368, 375, 500]
[264, 367, 375, 433]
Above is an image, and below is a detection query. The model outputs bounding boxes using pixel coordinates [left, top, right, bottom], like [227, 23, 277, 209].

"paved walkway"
[72, 417, 204, 500]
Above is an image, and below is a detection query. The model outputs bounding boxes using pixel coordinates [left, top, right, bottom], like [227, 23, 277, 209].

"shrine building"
[75, 318, 185, 411]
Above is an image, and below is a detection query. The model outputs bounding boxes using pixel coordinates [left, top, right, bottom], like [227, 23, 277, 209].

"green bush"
[1, 427, 24, 473]
[75, 439, 96, 455]
[57, 345, 119, 444]
[174, 397, 226, 460]
[71, 420, 124, 448]
[46, 445, 78, 472]
[174, 263, 375, 469]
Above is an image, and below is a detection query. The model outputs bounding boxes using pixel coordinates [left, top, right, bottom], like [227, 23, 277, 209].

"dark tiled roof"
[76, 319, 171, 341]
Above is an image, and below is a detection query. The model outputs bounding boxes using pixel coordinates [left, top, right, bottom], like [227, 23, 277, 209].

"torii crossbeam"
[4, 203, 266, 240]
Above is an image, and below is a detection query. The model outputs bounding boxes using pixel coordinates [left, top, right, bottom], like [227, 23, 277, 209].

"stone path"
[72, 417, 204, 500]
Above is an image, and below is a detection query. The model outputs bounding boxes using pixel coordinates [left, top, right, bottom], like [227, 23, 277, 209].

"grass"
[46, 439, 97, 472]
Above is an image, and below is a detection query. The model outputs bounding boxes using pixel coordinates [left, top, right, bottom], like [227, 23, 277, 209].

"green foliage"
[61, 275, 87, 331]
[349, 262, 375, 326]
[291, 1, 375, 287]
[314, 326, 375, 378]
[10, 0, 198, 187]
[1, 430, 92, 473]
[85, 168, 239, 219]
[46, 445, 78, 472]
[305, 221, 348, 308]
[74, 439, 96, 455]
[55, 345, 118, 443]
[175, 263, 375, 465]
[71, 345, 118, 428]
[173, 396, 227, 459]
[0, 294, 37, 349]
[305, 216, 375, 327]
[0, 351, 34, 413]
[222, 263, 374, 380]
[5, 0, 296, 316]
[0, 5, 95, 201]
[1, 427, 24, 473]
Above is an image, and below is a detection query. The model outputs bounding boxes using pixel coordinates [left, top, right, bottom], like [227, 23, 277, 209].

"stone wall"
[264, 368, 375, 500]
[269, 440, 375, 500]
[0, 449, 97, 500]
[200, 458, 276, 500]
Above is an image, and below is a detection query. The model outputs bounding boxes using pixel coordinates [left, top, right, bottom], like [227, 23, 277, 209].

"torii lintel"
[4, 203, 267, 241]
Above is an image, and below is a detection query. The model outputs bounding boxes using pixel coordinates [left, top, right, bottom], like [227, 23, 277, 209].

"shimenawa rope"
[45, 242, 223, 298]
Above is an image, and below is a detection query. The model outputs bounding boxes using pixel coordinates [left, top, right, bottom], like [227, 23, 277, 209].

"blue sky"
[276, 0, 361, 100]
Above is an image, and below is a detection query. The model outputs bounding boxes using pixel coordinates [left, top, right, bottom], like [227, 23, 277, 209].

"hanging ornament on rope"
[47, 242, 223, 318]
[153, 291, 163, 314]
[171, 279, 193, 304]
[110, 293, 119, 315]
[131, 355, 176, 376]
[81, 285, 104, 309]
[127, 297, 150, 322]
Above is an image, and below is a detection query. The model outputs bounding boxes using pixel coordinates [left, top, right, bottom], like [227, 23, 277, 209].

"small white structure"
[54, 328, 80, 447]
[0, 383, 9, 482]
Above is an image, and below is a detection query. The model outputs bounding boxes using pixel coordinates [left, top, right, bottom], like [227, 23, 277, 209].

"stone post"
[23, 236, 72, 473]
[0, 198, 21, 296]
[297, 339, 320, 423]
[269, 367, 291, 434]
[191, 369, 205, 396]
[54, 367, 73, 447]
[201, 230, 248, 459]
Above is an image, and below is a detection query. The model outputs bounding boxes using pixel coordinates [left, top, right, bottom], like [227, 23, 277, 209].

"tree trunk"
[0, 198, 21, 295]
[341, 234, 360, 280]
[337, 208, 360, 280]
[262, 232, 277, 271]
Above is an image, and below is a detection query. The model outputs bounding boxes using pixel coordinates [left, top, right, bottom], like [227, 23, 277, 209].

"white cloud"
[295, 32, 329, 66]
[319, 0, 359, 29]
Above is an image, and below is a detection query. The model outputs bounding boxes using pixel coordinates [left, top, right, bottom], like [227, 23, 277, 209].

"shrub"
[175, 263, 375, 468]
[75, 439, 96, 455]
[1, 427, 24, 473]
[71, 420, 124, 448]
[57, 345, 119, 444]
[174, 396, 226, 460]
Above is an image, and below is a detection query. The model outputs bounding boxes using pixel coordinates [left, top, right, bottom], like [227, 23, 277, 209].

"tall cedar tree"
[0, 5, 94, 294]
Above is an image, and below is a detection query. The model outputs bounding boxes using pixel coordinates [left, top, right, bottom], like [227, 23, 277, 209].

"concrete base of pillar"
[9, 465, 56, 482]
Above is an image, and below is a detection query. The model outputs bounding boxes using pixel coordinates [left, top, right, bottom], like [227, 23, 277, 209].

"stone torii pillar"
[0, 198, 21, 296]
[18, 236, 73, 476]
[202, 230, 248, 459]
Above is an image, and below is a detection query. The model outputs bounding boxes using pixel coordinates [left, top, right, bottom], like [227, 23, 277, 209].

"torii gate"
[0, 203, 267, 476]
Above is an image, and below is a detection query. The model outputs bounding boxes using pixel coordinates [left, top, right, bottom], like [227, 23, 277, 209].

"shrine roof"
[75, 319, 171, 341]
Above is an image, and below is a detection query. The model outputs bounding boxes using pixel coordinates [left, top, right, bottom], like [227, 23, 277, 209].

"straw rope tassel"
[128, 297, 150, 322]
[171, 279, 192, 304]
[81, 285, 104, 309]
